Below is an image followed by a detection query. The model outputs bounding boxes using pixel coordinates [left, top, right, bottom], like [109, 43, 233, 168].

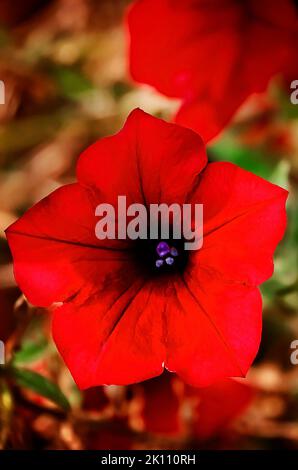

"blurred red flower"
[6, 109, 287, 389]
[185, 377, 254, 440]
[127, 0, 298, 142]
[137, 372, 254, 440]
[137, 372, 182, 436]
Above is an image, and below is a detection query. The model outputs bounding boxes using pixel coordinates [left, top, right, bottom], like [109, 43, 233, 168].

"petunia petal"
[6, 183, 132, 307]
[138, 372, 181, 436]
[77, 108, 207, 206]
[165, 272, 262, 387]
[190, 162, 288, 286]
[52, 280, 167, 388]
[185, 378, 254, 440]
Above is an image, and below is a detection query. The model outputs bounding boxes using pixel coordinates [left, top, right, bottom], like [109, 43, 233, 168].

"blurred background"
[0, 0, 297, 450]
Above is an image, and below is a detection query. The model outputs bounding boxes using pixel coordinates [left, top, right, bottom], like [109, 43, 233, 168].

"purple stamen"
[156, 241, 170, 257]
[155, 259, 164, 268]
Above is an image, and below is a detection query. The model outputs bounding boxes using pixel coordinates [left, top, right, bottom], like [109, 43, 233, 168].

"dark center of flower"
[133, 236, 189, 278]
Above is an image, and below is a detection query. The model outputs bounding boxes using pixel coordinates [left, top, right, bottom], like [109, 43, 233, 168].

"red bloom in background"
[128, 0, 298, 142]
[137, 372, 182, 436]
[185, 378, 253, 440]
[137, 372, 254, 440]
[6, 109, 287, 389]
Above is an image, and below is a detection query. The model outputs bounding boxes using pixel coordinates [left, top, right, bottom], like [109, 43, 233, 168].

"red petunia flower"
[6, 109, 287, 389]
[136, 372, 182, 436]
[138, 372, 254, 440]
[184, 377, 254, 440]
[127, 0, 298, 142]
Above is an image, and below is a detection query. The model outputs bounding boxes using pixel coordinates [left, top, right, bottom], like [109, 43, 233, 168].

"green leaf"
[11, 367, 70, 412]
[13, 340, 48, 365]
[209, 138, 276, 180]
[50, 66, 94, 99]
